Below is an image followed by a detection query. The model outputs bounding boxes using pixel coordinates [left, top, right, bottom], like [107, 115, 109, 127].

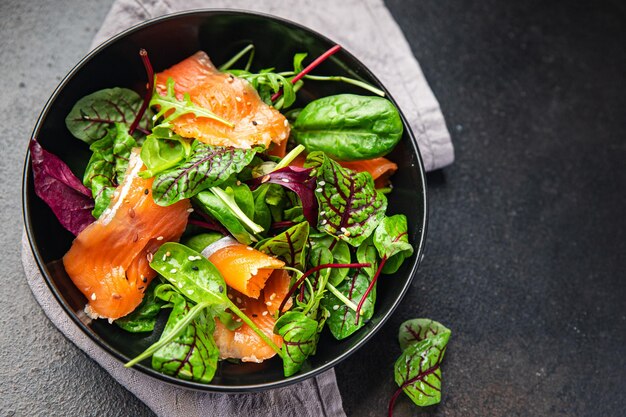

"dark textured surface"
[2, 0, 625, 416]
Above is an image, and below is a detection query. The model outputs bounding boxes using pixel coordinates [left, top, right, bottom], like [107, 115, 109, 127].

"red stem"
[277, 262, 370, 315]
[188, 219, 227, 235]
[388, 385, 404, 417]
[129, 49, 154, 135]
[271, 44, 342, 101]
[271, 220, 297, 230]
[387, 364, 441, 417]
[355, 256, 387, 323]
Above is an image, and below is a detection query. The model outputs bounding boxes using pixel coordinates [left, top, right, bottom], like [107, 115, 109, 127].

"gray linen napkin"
[22, 1, 454, 416]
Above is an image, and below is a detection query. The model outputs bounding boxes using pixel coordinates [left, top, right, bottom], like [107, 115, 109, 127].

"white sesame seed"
[166, 251, 171, 257]
[162, 254, 167, 261]
[236, 297, 242, 304]
[186, 290, 194, 295]
[266, 301, 272, 306]
[156, 236, 164, 241]
[170, 268, 177, 273]
[235, 96, 242, 102]
[321, 219, 327, 225]
[316, 188, 323, 193]
[236, 318, 242, 322]
[284, 119, 289, 126]
[320, 211, 326, 216]
[269, 293, 276, 300]
[262, 311, 268, 316]
[178, 282, 184, 288]
[228, 294, 234, 300]
[332, 305, 340, 311]
[318, 181, 326, 186]
[91, 293, 97, 301]
[186, 208, 194, 213]
[281, 178, 290, 183]
[246, 247, 253, 251]
[340, 227, 348, 233]
[188, 256, 196, 261]
[344, 231, 351, 237]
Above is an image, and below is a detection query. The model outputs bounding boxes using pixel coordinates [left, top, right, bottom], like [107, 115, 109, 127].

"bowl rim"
[21, 8, 428, 392]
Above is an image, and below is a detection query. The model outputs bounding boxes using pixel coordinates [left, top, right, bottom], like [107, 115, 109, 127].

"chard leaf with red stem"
[389, 321, 451, 415]
[29, 139, 95, 235]
[305, 151, 387, 247]
[255, 221, 309, 271]
[247, 166, 318, 225]
[274, 311, 318, 377]
[65, 87, 153, 144]
[398, 319, 452, 352]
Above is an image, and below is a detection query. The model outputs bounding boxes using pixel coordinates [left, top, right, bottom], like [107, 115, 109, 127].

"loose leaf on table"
[305, 151, 387, 246]
[151, 142, 260, 206]
[29, 139, 95, 235]
[194, 191, 256, 245]
[247, 166, 318, 225]
[398, 319, 452, 352]
[322, 269, 376, 340]
[391, 322, 451, 411]
[65, 87, 153, 144]
[139, 125, 190, 178]
[291, 94, 403, 161]
[373, 214, 414, 274]
[83, 123, 137, 218]
[115, 280, 164, 333]
[256, 222, 309, 270]
[151, 285, 219, 383]
[274, 311, 318, 377]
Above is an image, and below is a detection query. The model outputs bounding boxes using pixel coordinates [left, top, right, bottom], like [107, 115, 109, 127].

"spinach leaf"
[391, 320, 451, 410]
[292, 94, 403, 161]
[256, 222, 309, 270]
[305, 152, 387, 246]
[182, 232, 223, 253]
[115, 280, 164, 333]
[228, 183, 255, 220]
[65, 87, 153, 144]
[151, 285, 219, 383]
[152, 78, 233, 127]
[194, 191, 256, 245]
[152, 142, 260, 206]
[29, 140, 95, 235]
[139, 126, 189, 178]
[252, 185, 272, 231]
[373, 214, 414, 274]
[398, 319, 452, 352]
[274, 311, 318, 377]
[83, 123, 137, 218]
[322, 270, 376, 340]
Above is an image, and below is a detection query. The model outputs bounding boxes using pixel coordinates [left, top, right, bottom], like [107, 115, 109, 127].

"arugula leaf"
[225, 69, 297, 110]
[398, 319, 452, 352]
[256, 222, 309, 270]
[391, 322, 451, 410]
[29, 140, 95, 235]
[322, 270, 376, 340]
[83, 123, 137, 218]
[305, 152, 387, 246]
[274, 311, 318, 377]
[150, 284, 219, 383]
[115, 280, 164, 333]
[151, 142, 260, 206]
[151, 77, 233, 127]
[373, 214, 414, 274]
[194, 191, 256, 245]
[65, 87, 153, 144]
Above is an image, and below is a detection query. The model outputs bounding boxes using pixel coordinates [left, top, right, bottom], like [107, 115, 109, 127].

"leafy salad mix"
[30, 43, 450, 412]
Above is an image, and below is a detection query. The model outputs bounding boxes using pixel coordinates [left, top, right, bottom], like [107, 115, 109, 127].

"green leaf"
[114, 280, 164, 333]
[65, 87, 153, 144]
[293, 53, 308, 73]
[139, 127, 188, 178]
[225, 70, 297, 110]
[151, 77, 233, 127]
[398, 319, 452, 352]
[151, 143, 259, 206]
[306, 152, 387, 246]
[373, 215, 414, 274]
[252, 185, 272, 231]
[182, 232, 223, 253]
[228, 183, 255, 220]
[356, 235, 378, 279]
[256, 222, 309, 270]
[292, 94, 403, 161]
[151, 285, 219, 383]
[274, 311, 318, 377]
[83, 123, 137, 218]
[393, 324, 450, 407]
[194, 191, 256, 245]
[322, 270, 376, 340]
[310, 234, 351, 286]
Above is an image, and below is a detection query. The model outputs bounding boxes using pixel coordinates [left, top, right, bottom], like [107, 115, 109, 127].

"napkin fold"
[23, 1, 454, 416]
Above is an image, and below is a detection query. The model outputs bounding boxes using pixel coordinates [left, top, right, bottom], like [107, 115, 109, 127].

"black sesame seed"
[191, 266, 199, 271]
[252, 120, 258, 126]
[141, 277, 147, 283]
[218, 285, 224, 293]
[144, 189, 149, 195]
[252, 314, 258, 318]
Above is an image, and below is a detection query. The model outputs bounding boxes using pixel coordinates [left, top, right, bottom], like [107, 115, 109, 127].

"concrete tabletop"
[2, 0, 625, 416]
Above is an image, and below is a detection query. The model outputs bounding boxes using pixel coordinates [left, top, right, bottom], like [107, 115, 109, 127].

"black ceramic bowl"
[22, 10, 427, 392]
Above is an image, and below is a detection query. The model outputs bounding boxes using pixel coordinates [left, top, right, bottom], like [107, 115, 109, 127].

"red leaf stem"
[355, 256, 387, 323]
[129, 48, 154, 135]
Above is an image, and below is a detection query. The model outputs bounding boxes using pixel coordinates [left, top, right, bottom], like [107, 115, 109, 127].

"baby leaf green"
[256, 222, 309, 270]
[274, 311, 318, 377]
[373, 215, 414, 274]
[398, 319, 452, 352]
[114, 280, 164, 333]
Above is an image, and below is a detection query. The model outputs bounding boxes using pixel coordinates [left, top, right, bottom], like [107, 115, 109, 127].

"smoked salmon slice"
[213, 270, 292, 362]
[291, 154, 398, 187]
[201, 237, 285, 299]
[155, 51, 290, 150]
[63, 149, 191, 320]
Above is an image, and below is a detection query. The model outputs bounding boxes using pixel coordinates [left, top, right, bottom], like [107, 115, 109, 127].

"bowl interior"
[23, 10, 427, 391]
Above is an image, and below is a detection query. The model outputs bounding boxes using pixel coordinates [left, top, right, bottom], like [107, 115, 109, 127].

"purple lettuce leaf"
[29, 139, 95, 235]
[247, 166, 318, 225]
